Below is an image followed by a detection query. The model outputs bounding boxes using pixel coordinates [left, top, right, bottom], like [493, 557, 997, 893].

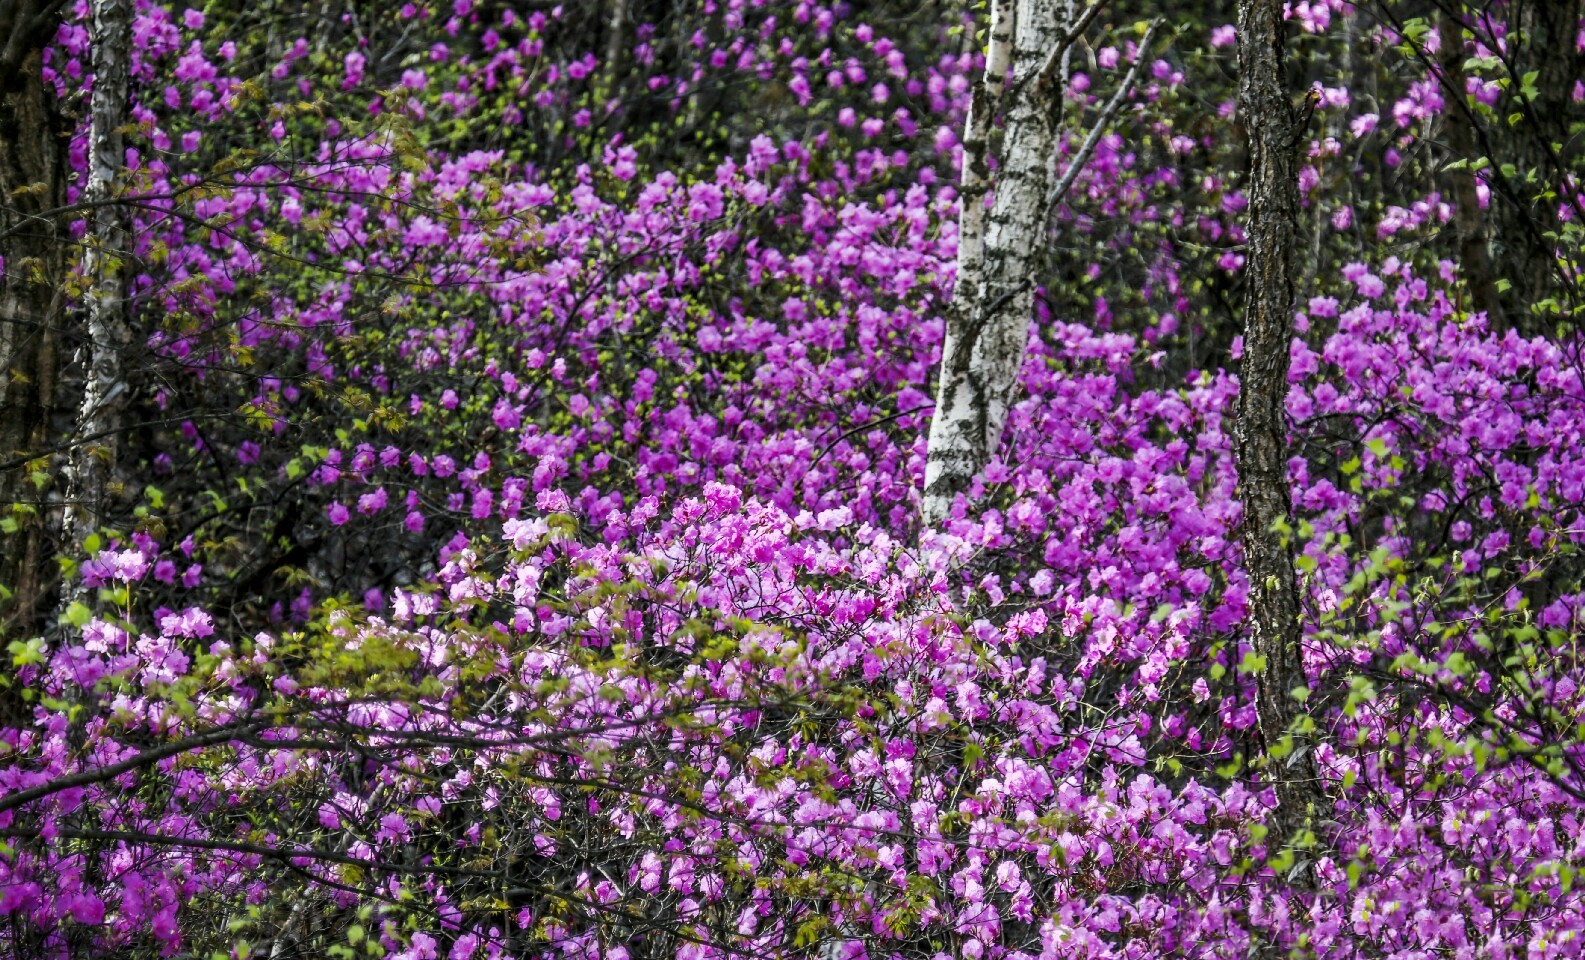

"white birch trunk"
[63, 0, 133, 562]
[923, 0, 1066, 524]
[604, 0, 630, 82]
[953, 0, 1015, 305]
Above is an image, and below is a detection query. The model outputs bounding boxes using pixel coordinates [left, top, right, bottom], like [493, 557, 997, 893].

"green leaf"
[8, 638, 47, 667]
[65, 601, 92, 628]
[1399, 17, 1431, 46]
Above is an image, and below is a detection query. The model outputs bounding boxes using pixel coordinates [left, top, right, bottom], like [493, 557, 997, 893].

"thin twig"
[1032, 0, 1111, 93]
[1047, 19, 1164, 210]
[808, 405, 932, 471]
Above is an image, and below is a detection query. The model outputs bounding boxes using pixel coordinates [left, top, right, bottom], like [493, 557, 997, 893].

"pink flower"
[159, 607, 214, 639]
[66, 894, 104, 925]
[376, 813, 410, 844]
[106, 549, 150, 583]
[536, 488, 571, 512]
[492, 399, 522, 431]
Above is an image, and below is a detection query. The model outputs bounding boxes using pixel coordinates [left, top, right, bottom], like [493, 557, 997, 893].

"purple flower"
[159, 607, 214, 639]
[376, 812, 410, 844]
[358, 487, 388, 515]
[66, 894, 104, 925]
[110, 549, 150, 583]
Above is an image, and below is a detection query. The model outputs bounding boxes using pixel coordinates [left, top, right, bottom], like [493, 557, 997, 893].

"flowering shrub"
[2, 2, 1584, 960]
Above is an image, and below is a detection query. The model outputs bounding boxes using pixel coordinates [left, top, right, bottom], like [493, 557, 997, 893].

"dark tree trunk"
[0, 3, 69, 698]
[1491, 0, 1579, 327]
[1234, 0, 1324, 855]
[1437, 10, 1504, 326]
[1345, 4, 1377, 114]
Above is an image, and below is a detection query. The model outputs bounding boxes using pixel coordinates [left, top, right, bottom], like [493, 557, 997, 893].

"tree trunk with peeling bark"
[61, 0, 134, 568]
[1234, 0, 1324, 854]
[922, 0, 1065, 525]
[603, 0, 629, 86]
[0, 4, 70, 657]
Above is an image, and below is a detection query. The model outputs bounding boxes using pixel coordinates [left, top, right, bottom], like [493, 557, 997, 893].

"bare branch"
[1033, 0, 1110, 94]
[1047, 19, 1163, 211]
[0, 721, 267, 815]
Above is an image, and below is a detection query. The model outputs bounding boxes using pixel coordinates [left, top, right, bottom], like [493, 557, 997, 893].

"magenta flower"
[158, 607, 214, 639]
[66, 893, 104, 925]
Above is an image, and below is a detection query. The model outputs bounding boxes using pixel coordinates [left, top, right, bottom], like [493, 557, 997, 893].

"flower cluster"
[3, 2, 1583, 960]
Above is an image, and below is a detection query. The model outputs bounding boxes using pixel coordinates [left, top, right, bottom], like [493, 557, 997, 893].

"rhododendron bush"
[2, 1, 1584, 959]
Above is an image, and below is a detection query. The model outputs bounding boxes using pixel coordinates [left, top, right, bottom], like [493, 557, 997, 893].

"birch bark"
[922, 0, 1064, 525]
[604, 0, 630, 85]
[62, 0, 134, 561]
[951, 0, 1014, 311]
